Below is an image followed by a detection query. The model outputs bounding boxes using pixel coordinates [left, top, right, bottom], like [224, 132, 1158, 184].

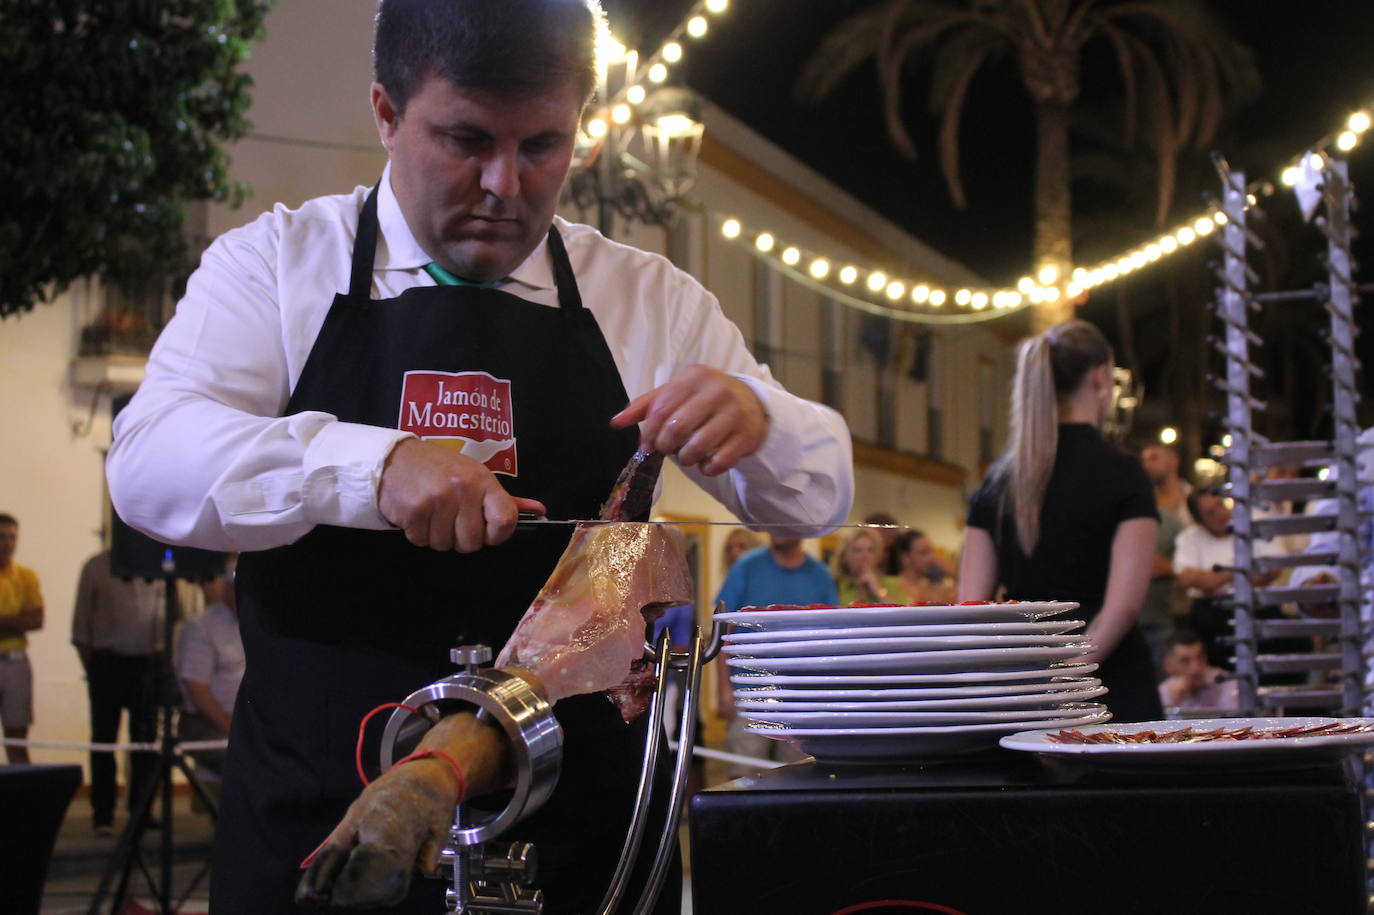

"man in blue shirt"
[714, 534, 837, 775]
[716, 534, 838, 612]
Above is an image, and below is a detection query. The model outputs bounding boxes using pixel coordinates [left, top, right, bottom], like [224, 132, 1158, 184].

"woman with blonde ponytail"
[958, 320, 1162, 721]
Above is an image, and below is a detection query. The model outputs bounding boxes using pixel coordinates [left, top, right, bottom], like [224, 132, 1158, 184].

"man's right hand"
[377, 439, 545, 553]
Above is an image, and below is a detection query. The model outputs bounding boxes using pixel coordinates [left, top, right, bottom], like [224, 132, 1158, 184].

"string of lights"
[710, 104, 1373, 321]
[598, 3, 1374, 322]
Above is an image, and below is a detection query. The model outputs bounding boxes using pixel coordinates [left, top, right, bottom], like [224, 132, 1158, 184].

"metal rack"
[1209, 153, 1368, 717]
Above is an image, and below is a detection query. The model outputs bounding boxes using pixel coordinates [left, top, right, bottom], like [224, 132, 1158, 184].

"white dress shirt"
[107, 164, 853, 551]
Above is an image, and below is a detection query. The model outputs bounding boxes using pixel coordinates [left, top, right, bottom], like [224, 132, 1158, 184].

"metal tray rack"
[1209, 153, 1368, 718]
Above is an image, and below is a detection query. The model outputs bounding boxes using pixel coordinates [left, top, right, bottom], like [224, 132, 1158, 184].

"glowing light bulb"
[1037, 264, 1058, 286]
[928, 289, 946, 306]
[809, 258, 830, 279]
[1017, 276, 1035, 294]
[1159, 426, 1179, 445]
[1008, 292, 1023, 306]
[1280, 165, 1301, 187]
[611, 104, 631, 124]
[1194, 217, 1214, 236]
[1043, 287, 1060, 302]
[1145, 243, 1161, 260]
[1160, 236, 1179, 253]
[755, 232, 774, 253]
[1066, 283, 1082, 298]
[971, 291, 988, 309]
[1213, 211, 1227, 225]
[1350, 111, 1372, 133]
[587, 118, 608, 138]
[707, 0, 729, 11]
[954, 288, 972, 306]
[687, 16, 708, 38]
[884, 281, 904, 300]
[1337, 131, 1358, 152]
[1176, 227, 1197, 246]
[662, 42, 683, 63]
[721, 218, 741, 239]
[781, 246, 801, 266]
[1307, 152, 1325, 170]
[839, 266, 858, 285]
[912, 284, 930, 303]
[1129, 251, 1147, 268]
[648, 62, 668, 83]
[1222, 433, 1233, 448]
[867, 272, 887, 293]
[626, 85, 646, 105]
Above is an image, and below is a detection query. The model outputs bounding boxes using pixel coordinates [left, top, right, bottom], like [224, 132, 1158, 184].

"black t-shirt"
[967, 424, 1158, 607]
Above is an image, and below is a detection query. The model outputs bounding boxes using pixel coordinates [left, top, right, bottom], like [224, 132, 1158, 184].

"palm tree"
[797, 0, 1258, 329]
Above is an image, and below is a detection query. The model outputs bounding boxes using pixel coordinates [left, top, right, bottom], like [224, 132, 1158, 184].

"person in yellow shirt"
[0, 513, 43, 764]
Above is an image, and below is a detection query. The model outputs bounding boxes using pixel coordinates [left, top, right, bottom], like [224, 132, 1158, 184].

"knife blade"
[515, 514, 908, 532]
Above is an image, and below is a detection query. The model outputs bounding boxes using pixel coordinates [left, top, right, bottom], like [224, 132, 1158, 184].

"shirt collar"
[374, 162, 556, 292]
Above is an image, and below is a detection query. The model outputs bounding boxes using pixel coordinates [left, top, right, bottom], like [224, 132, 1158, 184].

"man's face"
[1197, 494, 1231, 537]
[902, 536, 935, 575]
[1164, 642, 1208, 683]
[0, 523, 15, 568]
[374, 74, 583, 283]
[1141, 446, 1178, 485]
[769, 534, 802, 554]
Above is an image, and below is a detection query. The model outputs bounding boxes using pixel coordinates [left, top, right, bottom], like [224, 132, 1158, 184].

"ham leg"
[298, 449, 692, 907]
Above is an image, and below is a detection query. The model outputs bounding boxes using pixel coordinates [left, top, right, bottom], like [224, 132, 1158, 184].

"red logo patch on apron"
[398, 370, 518, 476]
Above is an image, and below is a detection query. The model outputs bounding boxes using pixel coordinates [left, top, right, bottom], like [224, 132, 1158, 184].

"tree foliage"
[0, 1, 271, 318]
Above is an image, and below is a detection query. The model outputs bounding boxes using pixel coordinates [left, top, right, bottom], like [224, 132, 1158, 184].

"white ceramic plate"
[729, 661, 1100, 689]
[748, 709, 1113, 761]
[726, 644, 1092, 675]
[736, 684, 1107, 712]
[722, 634, 1090, 658]
[717, 601, 1081, 631]
[746, 702, 1107, 729]
[732, 677, 1102, 702]
[724, 621, 1086, 643]
[999, 716, 1374, 766]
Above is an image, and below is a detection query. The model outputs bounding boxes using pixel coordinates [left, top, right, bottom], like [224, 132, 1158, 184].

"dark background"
[602, 0, 1374, 448]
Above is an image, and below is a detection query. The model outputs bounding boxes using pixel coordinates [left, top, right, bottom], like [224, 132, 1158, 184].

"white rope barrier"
[669, 740, 786, 769]
[0, 736, 228, 753]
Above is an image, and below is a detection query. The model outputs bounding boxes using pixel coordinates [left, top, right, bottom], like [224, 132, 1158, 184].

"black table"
[689, 751, 1366, 914]
[0, 763, 82, 915]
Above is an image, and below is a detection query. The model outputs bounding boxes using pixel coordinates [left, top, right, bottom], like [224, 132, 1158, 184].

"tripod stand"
[86, 550, 221, 915]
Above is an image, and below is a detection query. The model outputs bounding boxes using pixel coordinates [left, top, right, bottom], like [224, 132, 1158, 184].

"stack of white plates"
[716, 601, 1110, 762]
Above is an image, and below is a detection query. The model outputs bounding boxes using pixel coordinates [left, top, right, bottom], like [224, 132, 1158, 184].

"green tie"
[424, 262, 492, 288]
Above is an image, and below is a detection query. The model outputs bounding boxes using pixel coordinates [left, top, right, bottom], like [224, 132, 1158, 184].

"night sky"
[601, 0, 1374, 441]
[602, 0, 1374, 282]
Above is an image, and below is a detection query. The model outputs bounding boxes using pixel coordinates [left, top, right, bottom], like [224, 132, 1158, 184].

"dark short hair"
[1166, 629, 1205, 652]
[892, 530, 928, 554]
[0, 513, 16, 528]
[1186, 489, 1218, 522]
[374, 0, 600, 114]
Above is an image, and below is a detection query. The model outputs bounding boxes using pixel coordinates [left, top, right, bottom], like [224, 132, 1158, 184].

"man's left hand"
[611, 365, 768, 476]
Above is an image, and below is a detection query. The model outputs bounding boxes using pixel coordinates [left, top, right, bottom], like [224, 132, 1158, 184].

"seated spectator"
[176, 567, 243, 789]
[893, 530, 957, 604]
[832, 529, 903, 605]
[1173, 491, 1277, 668]
[1158, 630, 1239, 714]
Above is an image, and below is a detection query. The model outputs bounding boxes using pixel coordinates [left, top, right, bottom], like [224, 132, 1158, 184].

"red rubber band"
[355, 702, 421, 786]
[394, 747, 468, 803]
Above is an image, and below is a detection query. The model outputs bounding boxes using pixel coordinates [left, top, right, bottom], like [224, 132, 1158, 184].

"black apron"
[216, 187, 678, 914]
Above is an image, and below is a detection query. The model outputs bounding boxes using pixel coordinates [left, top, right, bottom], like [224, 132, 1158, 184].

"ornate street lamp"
[563, 40, 704, 238]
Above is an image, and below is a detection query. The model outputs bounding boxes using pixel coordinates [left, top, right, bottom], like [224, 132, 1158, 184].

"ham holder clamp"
[315, 449, 725, 914]
[377, 626, 722, 915]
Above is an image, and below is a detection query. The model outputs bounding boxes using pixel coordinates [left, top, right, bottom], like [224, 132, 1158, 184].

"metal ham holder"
[378, 612, 727, 915]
